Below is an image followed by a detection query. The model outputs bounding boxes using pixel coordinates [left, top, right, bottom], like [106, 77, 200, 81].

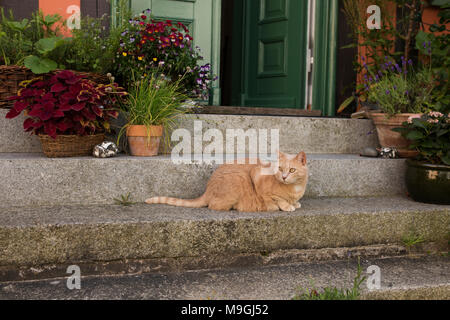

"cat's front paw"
[294, 202, 302, 209]
[280, 204, 296, 212]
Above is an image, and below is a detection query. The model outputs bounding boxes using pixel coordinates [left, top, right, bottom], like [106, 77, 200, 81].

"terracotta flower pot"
[370, 112, 420, 158]
[126, 125, 163, 157]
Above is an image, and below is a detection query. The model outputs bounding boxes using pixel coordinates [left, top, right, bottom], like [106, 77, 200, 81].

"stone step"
[1, 196, 448, 281]
[0, 110, 379, 154]
[1, 255, 448, 300]
[0, 153, 406, 206]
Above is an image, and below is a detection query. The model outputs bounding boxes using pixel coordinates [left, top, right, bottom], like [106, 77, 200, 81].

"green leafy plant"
[293, 259, 366, 300]
[118, 72, 189, 144]
[64, 1, 132, 74]
[415, 2, 450, 114]
[0, 9, 68, 73]
[357, 52, 435, 116]
[114, 192, 134, 206]
[393, 112, 450, 165]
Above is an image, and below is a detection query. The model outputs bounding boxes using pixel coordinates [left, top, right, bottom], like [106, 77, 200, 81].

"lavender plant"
[363, 51, 436, 116]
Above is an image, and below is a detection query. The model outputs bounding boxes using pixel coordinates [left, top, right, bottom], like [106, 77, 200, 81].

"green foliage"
[64, 3, 131, 75]
[393, 112, 450, 165]
[118, 72, 189, 145]
[0, 9, 69, 73]
[293, 259, 366, 300]
[402, 231, 425, 248]
[415, 3, 450, 114]
[114, 193, 134, 206]
[366, 67, 435, 115]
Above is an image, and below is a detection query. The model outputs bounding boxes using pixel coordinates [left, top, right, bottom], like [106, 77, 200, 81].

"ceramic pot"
[370, 112, 420, 158]
[126, 125, 163, 157]
[406, 159, 450, 205]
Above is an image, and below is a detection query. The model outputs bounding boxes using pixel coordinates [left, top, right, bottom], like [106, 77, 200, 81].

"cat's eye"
[279, 167, 283, 171]
[289, 168, 296, 173]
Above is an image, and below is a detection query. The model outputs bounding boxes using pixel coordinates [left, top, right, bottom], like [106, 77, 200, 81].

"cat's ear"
[296, 151, 307, 166]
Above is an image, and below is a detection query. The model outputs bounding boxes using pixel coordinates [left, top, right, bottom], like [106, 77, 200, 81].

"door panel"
[242, 0, 308, 109]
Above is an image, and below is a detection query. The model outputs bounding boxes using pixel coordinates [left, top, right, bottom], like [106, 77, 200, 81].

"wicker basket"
[39, 134, 105, 158]
[0, 66, 34, 108]
[0, 65, 109, 108]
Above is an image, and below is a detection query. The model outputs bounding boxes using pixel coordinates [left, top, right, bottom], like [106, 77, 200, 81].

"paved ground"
[1, 255, 448, 300]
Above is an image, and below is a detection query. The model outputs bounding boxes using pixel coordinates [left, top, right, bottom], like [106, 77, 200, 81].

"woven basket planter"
[0, 66, 34, 108]
[39, 134, 105, 158]
[0, 65, 109, 108]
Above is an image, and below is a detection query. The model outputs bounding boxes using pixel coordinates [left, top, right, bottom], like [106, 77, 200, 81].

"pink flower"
[429, 111, 444, 118]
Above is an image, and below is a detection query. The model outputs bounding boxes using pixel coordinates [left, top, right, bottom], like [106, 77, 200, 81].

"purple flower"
[408, 59, 413, 65]
[405, 90, 409, 95]
[393, 85, 397, 90]
[130, 37, 135, 43]
[386, 90, 390, 95]
[395, 64, 401, 73]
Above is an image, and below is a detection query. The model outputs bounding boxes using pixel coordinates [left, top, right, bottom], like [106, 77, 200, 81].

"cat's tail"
[145, 195, 208, 208]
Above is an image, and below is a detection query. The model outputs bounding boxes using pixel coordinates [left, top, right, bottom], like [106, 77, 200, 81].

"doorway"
[221, 0, 309, 110]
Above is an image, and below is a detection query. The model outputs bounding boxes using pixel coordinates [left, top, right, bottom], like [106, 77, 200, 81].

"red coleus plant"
[6, 70, 126, 139]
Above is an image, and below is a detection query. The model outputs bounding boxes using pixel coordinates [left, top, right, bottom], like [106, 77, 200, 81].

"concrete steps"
[0, 153, 406, 206]
[1, 255, 448, 300]
[1, 110, 379, 154]
[1, 196, 448, 281]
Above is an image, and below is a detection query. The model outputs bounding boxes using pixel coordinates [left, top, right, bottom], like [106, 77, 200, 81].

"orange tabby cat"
[145, 151, 308, 212]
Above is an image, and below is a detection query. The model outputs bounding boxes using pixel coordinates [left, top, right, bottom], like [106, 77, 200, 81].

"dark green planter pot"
[406, 160, 450, 205]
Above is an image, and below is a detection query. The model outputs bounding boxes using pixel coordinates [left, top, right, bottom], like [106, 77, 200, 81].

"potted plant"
[393, 112, 450, 205]
[361, 55, 436, 157]
[118, 73, 187, 157]
[113, 9, 216, 100]
[5, 70, 126, 157]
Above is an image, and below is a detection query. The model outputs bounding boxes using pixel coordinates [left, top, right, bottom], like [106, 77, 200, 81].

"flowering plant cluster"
[393, 112, 450, 165]
[5, 71, 126, 138]
[361, 52, 436, 116]
[114, 9, 216, 100]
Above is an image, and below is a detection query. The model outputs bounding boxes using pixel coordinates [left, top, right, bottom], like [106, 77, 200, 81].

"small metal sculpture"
[377, 147, 398, 159]
[93, 141, 119, 158]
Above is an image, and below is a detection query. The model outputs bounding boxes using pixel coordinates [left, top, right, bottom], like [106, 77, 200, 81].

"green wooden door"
[241, 0, 308, 109]
[127, 0, 222, 104]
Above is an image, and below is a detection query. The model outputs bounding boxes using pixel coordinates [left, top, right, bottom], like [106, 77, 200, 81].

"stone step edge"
[1, 244, 441, 283]
[362, 284, 450, 300]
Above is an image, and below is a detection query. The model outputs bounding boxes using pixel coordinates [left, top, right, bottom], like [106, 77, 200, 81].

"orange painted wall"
[423, 6, 450, 36]
[39, 0, 80, 19]
[39, 0, 80, 35]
